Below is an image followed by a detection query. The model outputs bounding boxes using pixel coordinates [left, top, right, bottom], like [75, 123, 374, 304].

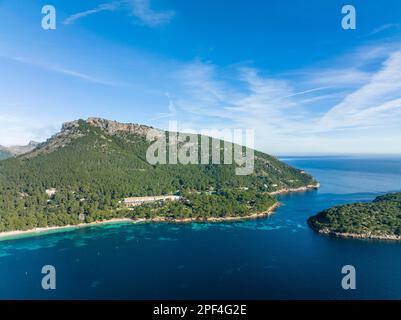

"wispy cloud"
[6, 55, 121, 86]
[172, 63, 319, 135]
[146, 92, 177, 121]
[63, 2, 121, 25]
[63, 0, 175, 27]
[170, 43, 401, 153]
[318, 50, 401, 131]
[129, 0, 175, 26]
[365, 23, 401, 37]
[303, 68, 371, 88]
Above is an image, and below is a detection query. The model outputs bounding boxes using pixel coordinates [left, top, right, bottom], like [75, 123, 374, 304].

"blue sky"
[1, 0, 401, 154]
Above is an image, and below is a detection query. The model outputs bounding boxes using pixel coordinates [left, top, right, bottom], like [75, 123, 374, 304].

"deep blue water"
[1, 156, 401, 300]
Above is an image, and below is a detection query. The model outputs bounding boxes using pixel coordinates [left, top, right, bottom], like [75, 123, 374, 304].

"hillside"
[0, 118, 317, 232]
[308, 192, 401, 240]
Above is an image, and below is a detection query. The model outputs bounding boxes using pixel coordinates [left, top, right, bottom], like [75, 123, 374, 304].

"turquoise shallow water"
[1, 156, 401, 299]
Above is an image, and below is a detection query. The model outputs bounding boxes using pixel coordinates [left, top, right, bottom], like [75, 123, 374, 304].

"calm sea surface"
[1, 156, 401, 299]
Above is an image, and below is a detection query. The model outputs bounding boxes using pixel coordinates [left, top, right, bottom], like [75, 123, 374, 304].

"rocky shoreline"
[308, 224, 401, 241]
[269, 183, 320, 195]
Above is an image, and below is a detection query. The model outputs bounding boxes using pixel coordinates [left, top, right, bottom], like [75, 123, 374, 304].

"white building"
[123, 195, 181, 207]
[45, 188, 57, 197]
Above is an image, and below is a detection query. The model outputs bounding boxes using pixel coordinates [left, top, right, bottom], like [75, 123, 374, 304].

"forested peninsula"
[0, 118, 318, 233]
[308, 193, 401, 240]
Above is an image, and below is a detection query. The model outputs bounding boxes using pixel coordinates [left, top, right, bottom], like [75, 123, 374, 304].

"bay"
[1, 156, 401, 299]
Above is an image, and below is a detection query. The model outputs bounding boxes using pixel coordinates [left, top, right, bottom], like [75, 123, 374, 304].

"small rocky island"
[308, 193, 401, 240]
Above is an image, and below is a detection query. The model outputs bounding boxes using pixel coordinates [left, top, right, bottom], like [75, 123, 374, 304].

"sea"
[1, 155, 401, 299]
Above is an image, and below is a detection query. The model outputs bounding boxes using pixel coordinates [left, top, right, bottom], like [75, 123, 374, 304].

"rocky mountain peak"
[86, 117, 159, 137]
[60, 117, 160, 137]
[61, 120, 80, 132]
[20, 117, 164, 159]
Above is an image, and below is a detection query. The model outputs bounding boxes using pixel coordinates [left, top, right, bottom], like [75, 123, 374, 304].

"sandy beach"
[0, 202, 281, 240]
[0, 218, 142, 240]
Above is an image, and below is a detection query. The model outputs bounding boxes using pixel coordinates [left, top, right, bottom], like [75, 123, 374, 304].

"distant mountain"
[0, 140, 40, 157]
[0, 150, 11, 160]
[0, 118, 318, 232]
[308, 192, 401, 240]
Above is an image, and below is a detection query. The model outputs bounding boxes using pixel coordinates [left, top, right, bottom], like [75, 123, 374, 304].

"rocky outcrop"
[86, 117, 160, 137]
[310, 227, 401, 241]
[59, 117, 161, 137]
[61, 120, 81, 132]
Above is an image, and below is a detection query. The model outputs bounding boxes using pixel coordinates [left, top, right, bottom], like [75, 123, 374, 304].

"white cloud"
[172, 63, 320, 151]
[170, 45, 401, 154]
[129, 0, 175, 26]
[0, 113, 60, 146]
[304, 68, 371, 88]
[3, 34, 401, 153]
[63, 2, 121, 25]
[6, 55, 122, 86]
[365, 23, 401, 37]
[318, 50, 401, 131]
[63, 0, 175, 27]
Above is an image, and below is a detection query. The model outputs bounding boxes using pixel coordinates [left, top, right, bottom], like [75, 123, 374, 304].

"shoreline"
[0, 181, 320, 241]
[307, 217, 401, 241]
[269, 183, 320, 195]
[147, 202, 281, 223]
[311, 227, 401, 241]
[0, 218, 138, 240]
[0, 202, 281, 241]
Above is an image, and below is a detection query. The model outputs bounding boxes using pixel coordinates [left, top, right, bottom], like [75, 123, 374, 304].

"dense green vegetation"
[308, 192, 401, 238]
[124, 190, 277, 221]
[0, 119, 316, 232]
